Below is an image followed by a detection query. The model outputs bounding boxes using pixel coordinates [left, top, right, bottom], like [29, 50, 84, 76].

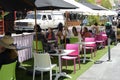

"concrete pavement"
[77, 43, 120, 80]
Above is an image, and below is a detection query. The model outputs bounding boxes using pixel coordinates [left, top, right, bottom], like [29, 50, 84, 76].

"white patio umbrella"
[63, 0, 94, 14]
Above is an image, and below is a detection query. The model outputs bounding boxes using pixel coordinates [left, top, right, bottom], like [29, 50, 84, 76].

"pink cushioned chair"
[95, 34, 105, 48]
[101, 33, 108, 46]
[84, 37, 96, 58]
[61, 44, 80, 73]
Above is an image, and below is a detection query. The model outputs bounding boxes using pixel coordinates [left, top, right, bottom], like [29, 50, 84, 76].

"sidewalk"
[77, 43, 120, 80]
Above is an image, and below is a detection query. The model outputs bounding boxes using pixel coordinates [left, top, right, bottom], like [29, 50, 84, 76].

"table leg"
[54, 72, 71, 80]
[82, 45, 94, 63]
[83, 45, 86, 63]
[54, 55, 72, 80]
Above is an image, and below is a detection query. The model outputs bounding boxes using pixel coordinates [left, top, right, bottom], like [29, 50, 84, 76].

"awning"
[80, 2, 107, 10]
[62, 0, 94, 13]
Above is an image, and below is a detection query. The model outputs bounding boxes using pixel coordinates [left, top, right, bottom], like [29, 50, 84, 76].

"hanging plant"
[0, 12, 9, 19]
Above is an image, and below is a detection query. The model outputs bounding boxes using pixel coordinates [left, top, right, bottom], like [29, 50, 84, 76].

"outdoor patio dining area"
[0, 0, 118, 80]
[15, 32, 112, 80]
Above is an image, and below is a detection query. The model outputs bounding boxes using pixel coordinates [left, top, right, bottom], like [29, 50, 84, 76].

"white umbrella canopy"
[63, 0, 94, 13]
[94, 10, 117, 16]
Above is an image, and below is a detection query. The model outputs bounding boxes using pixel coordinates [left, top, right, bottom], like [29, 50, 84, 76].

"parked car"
[14, 12, 65, 32]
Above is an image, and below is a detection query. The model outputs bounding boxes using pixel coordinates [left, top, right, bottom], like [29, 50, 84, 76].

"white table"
[76, 42, 96, 63]
[50, 50, 75, 80]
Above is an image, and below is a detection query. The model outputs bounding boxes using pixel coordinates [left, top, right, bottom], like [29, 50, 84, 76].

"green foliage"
[75, 0, 79, 2]
[70, 37, 79, 43]
[0, 12, 9, 20]
[87, 0, 95, 3]
[101, 0, 112, 9]
[0, 16, 2, 19]
[86, 0, 112, 9]
[88, 15, 100, 26]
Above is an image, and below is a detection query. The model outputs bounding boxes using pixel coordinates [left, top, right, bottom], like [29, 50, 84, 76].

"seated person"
[63, 26, 71, 44]
[0, 35, 18, 69]
[56, 25, 64, 45]
[34, 25, 49, 52]
[81, 27, 92, 40]
[46, 27, 56, 40]
[46, 27, 57, 50]
[72, 26, 78, 36]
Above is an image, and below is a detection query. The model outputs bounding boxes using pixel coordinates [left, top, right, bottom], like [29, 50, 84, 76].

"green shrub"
[88, 15, 100, 26]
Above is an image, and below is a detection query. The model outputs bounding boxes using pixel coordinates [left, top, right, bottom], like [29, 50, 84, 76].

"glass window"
[25, 14, 41, 19]
[42, 15, 47, 20]
[48, 15, 52, 20]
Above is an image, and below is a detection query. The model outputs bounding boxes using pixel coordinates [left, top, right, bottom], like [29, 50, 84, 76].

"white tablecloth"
[12, 33, 33, 62]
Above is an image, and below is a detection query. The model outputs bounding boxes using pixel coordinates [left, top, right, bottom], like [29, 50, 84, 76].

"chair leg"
[50, 69, 52, 80]
[74, 59, 76, 73]
[91, 49, 93, 58]
[33, 69, 35, 80]
[94, 48, 96, 57]
[41, 71, 43, 80]
[81, 48, 84, 58]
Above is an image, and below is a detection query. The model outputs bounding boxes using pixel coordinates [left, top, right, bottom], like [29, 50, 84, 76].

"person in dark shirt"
[81, 27, 92, 40]
[56, 25, 64, 44]
[110, 29, 116, 45]
[0, 36, 18, 69]
[46, 27, 56, 40]
[46, 27, 57, 50]
[34, 25, 49, 52]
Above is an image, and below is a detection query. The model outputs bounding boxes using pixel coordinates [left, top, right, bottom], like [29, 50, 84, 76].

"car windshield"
[25, 14, 41, 19]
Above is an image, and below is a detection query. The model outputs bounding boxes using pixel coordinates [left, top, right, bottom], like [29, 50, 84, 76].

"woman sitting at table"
[46, 27, 57, 49]
[72, 26, 82, 42]
[46, 27, 56, 40]
[72, 26, 78, 36]
[81, 27, 92, 40]
[56, 25, 64, 44]
[34, 25, 49, 52]
[63, 26, 71, 44]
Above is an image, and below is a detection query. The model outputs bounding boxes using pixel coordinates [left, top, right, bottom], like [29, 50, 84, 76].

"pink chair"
[61, 44, 80, 73]
[101, 33, 108, 46]
[84, 37, 96, 58]
[95, 34, 105, 48]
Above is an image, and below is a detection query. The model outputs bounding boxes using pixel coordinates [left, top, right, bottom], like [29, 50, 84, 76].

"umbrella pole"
[34, 8, 38, 52]
[64, 11, 68, 48]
